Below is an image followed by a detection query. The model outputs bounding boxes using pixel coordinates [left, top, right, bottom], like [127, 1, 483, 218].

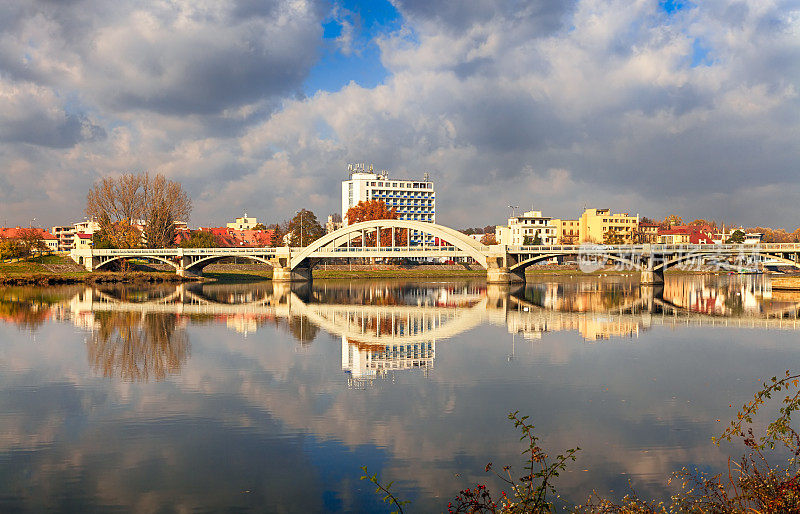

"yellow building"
[552, 219, 580, 244]
[553, 209, 639, 244]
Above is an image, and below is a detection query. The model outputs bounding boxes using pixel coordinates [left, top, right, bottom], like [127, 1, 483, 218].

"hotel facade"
[341, 164, 436, 245]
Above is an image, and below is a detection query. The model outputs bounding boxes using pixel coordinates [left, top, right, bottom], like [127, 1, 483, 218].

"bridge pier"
[272, 266, 312, 282]
[639, 268, 664, 285]
[486, 267, 525, 284]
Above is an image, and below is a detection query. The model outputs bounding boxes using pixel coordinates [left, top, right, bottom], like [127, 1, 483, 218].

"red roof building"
[197, 228, 275, 247]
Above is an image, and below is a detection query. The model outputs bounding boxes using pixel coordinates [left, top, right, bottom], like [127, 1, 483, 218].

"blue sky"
[303, 0, 402, 94]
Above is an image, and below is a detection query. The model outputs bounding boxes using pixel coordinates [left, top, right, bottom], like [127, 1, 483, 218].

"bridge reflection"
[4, 276, 800, 384]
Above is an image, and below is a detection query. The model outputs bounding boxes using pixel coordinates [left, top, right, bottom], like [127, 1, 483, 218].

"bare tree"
[142, 174, 191, 248]
[86, 172, 192, 248]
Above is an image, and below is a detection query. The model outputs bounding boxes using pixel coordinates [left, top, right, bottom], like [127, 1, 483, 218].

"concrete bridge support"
[639, 268, 664, 285]
[271, 248, 312, 282]
[640, 248, 664, 285]
[486, 267, 525, 284]
[272, 266, 312, 282]
[486, 251, 525, 284]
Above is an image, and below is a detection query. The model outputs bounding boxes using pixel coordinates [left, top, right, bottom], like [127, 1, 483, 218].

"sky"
[1, 0, 799, 230]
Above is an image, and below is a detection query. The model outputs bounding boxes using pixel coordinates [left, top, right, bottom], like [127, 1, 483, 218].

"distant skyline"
[1, 0, 799, 230]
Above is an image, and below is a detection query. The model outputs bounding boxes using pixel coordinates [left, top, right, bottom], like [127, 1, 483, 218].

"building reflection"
[342, 338, 435, 389]
[2, 276, 799, 384]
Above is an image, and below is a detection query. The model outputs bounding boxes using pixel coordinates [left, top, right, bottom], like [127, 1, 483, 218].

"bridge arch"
[508, 251, 641, 273]
[654, 250, 762, 272]
[290, 219, 489, 269]
[94, 255, 180, 272]
[184, 254, 275, 273]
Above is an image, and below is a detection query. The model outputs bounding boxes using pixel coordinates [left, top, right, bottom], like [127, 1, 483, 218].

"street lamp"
[296, 210, 305, 246]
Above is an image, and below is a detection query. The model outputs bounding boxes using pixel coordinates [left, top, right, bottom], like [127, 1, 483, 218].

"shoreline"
[0, 268, 727, 285]
[0, 257, 737, 285]
[0, 271, 196, 286]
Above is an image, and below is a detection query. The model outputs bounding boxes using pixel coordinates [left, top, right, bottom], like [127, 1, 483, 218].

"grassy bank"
[0, 255, 193, 285]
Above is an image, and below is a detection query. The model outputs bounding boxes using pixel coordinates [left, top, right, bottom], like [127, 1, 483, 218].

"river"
[0, 275, 797, 512]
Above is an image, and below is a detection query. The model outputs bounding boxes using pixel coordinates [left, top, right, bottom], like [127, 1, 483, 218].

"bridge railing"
[313, 246, 464, 253]
[88, 247, 279, 256]
[506, 243, 800, 253]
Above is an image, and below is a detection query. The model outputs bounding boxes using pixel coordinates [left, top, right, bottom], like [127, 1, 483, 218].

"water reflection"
[2, 275, 798, 385]
[1, 275, 800, 511]
[88, 311, 189, 382]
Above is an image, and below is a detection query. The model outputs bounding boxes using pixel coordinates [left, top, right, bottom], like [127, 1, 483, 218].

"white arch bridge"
[70, 219, 800, 284]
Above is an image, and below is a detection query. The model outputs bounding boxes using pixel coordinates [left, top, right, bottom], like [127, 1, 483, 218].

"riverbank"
[0, 256, 193, 285]
[2, 256, 724, 284]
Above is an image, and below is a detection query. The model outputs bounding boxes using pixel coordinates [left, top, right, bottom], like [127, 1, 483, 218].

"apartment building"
[495, 210, 558, 246]
[341, 163, 435, 245]
[51, 225, 76, 252]
[553, 219, 580, 244]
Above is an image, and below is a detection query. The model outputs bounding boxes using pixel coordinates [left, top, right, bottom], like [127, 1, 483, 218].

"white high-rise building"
[341, 163, 436, 245]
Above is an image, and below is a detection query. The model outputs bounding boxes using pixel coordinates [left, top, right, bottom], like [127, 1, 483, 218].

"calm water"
[0, 275, 798, 512]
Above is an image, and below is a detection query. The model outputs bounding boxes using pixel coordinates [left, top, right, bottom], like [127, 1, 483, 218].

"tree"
[267, 223, 285, 247]
[661, 214, 683, 229]
[726, 229, 746, 244]
[603, 228, 625, 245]
[180, 230, 217, 248]
[253, 223, 267, 230]
[0, 238, 24, 261]
[523, 233, 543, 245]
[92, 222, 141, 249]
[480, 233, 497, 245]
[345, 200, 406, 246]
[286, 209, 324, 247]
[86, 172, 191, 249]
[17, 229, 48, 258]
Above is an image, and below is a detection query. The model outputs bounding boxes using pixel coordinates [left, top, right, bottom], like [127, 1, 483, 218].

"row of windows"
[602, 218, 636, 223]
[365, 181, 433, 189]
[386, 200, 433, 208]
[370, 190, 435, 199]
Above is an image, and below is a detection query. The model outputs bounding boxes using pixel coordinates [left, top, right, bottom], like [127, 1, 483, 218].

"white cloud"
[1, 0, 799, 229]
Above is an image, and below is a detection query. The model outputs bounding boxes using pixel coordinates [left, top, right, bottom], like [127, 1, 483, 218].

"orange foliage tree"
[346, 200, 407, 246]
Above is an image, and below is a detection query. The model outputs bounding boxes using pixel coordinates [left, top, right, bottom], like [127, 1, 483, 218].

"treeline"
[0, 229, 49, 261]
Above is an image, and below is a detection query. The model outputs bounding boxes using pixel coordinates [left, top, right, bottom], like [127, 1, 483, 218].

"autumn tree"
[92, 222, 141, 249]
[253, 223, 267, 231]
[286, 209, 324, 247]
[0, 238, 24, 261]
[346, 199, 407, 246]
[180, 230, 217, 248]
[603, 228, 625, 245]
[480, 233, 497, 245]
[661, 214, 683, 229]
[86, 172, 192, 249]
[17, 229, 48, 258]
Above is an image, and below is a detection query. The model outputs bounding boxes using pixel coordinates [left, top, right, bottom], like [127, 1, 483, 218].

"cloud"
[0, 81, 105, 148]
[1, 0, 800, 230]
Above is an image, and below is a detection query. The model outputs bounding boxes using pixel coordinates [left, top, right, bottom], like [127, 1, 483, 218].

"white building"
[227, 214, 258, 230]
[495, 210, 558, 246]
[341, 163, 435, 245]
